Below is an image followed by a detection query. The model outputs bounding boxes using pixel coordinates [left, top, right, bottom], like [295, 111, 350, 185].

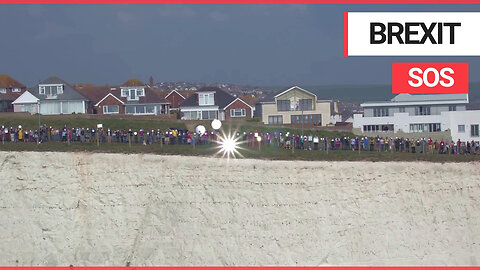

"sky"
[1, 4, 480, 87]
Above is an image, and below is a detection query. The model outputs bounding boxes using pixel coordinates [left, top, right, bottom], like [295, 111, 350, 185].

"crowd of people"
[1, 124, 479, 155]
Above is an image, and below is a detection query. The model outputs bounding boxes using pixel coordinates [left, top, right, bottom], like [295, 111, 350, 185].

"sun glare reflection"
[216, 132, 244, 159]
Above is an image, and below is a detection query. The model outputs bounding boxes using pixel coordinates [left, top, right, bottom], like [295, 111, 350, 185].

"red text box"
[392, 62, 468, 94]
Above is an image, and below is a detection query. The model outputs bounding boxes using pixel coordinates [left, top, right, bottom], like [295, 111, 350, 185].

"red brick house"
[0, 74, 26, 112]
[179, 87, 254, 120]
[224, 97, 255, 120]
[158, 89, 194, 110]
[95, 92, 126, 114]
[77, 79, 170, 115]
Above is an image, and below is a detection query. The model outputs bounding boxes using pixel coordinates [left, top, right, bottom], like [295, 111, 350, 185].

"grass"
[0, 113, 187, 131]
[0, 141, 479, 163]
[1, 113, 477, 162]
[0, 113, 354, 137]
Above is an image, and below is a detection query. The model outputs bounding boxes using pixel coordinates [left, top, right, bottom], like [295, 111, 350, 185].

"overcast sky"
[1, 4, 480, 87]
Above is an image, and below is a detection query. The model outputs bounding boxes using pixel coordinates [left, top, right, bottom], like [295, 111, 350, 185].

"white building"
[11, 91, 39, 114]
[353, 94, 480, 142]
[13, 76, 88, 115]
[255, 86, 332, 126]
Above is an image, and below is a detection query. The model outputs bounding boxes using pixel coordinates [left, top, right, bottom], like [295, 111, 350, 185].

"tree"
[149, 76, 154, 88]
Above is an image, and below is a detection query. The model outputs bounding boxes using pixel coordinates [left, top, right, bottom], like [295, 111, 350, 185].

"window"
[409, 123, 441, 133]
[399, 107, 405, 113]
[125, 105, 156, 115]
[458, 125, 465, 133]
[449, 105, 456, 111]
[39, 85, 62, 97]
[373, 107, 389, 117]
[0, 88, 5, 94]
[103, 105, 119, 114]
[128, 89, 138, 100]
[12, 88, 21, 92]
[230, 108, 246, 117]
[290, 114, 322, 125]
[471, 124, 479, 137]
[136, 88, 145, 97]
[201, 110, 216, 120]
[135, 105, 146, 114]
[415, 106, 431, 115]
[298, 99, 313, 111]
[126, 106, 135, 114]
[121, 88, 143, 100]
[268, 115, 283, 125]
[182, 111, 198, 120]
[363, 125, 380, 132]
[198, 93, 214, 106]
[277, 100, 290, 111]
[146, 105, 155, 114]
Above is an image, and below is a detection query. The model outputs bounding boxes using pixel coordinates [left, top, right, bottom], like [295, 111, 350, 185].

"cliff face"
[1, 151, 479, 266]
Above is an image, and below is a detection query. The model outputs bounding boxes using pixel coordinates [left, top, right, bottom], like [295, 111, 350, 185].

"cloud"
[116, 10, 136, 24]
[33, 22, 73, 40]
[157, 6, 196, 19]
[286, 4, 309, 15]
[209, 10, 229, 22]
[26, 5, 44, 17]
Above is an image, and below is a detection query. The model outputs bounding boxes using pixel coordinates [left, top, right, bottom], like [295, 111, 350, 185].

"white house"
[11, 91, 39, 114]
[12, 76, 89, 115]
[353, 93, 480, 141]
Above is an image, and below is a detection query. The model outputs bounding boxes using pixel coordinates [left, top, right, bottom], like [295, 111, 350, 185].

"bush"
[247, 117, 261, 122]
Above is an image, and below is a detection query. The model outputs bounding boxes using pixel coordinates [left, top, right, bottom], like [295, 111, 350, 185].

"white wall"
[40, 101, 85, 115]
[353, 110, 480, 142]
[260, 101, 331, 126]
[443, 111, 480, 142]
[13, 104, 39, 114]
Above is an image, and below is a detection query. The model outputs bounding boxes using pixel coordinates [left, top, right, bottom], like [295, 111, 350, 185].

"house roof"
[390, 93, 468, 102]
[179, 87, 236, 108]
[78, 85, 169, 105]
[239, 95, 260, 107]
[12, 91, 39, 104]
[177, 90, 195, 99]
[0, 74, 25, 89]
[196, 86, 222, 93]
[273, 86, 317, 99]
[259, 86, 317, 103]
[122, 78, 145, 87]
[361, 93, 469, 107]
[33, 76, 89, 101]
[76, 86, 113, 104]
[156, 89, 196, 101]
[223, 97, 254, 110]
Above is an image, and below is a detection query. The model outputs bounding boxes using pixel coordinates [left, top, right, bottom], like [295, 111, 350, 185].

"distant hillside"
[263, 83, 480, 109]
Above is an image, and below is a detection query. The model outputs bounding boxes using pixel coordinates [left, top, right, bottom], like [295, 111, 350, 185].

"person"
[1, 126, 5, 143]
[313, 135, 319, 150]
[428, 138, 433, 154]
[285, 136, 291, 149]
[18, 126, 23, 142]
[10, 127, 15, 142]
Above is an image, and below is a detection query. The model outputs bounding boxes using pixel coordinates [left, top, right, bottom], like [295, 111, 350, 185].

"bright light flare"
[216, 132, 243, 159]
